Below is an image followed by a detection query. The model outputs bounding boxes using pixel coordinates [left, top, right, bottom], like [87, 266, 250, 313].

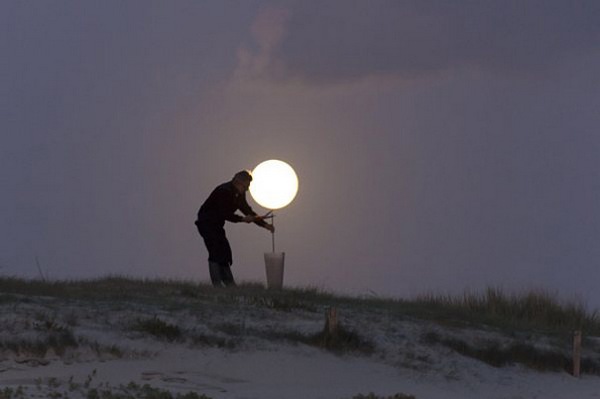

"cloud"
[236, 1, 600, 85]
[235, 6, 290, 81]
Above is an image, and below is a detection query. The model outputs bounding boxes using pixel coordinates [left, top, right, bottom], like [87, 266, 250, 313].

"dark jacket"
[196, 181, 266, 228]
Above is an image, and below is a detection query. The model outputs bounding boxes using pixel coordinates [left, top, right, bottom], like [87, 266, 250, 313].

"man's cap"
[233, 170, 253, 182]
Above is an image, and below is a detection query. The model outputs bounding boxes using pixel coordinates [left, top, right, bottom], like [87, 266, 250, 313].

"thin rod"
[271, 212, 275, 253]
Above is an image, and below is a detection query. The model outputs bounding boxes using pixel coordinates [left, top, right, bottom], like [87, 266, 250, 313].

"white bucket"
[264, 252, 285, 289]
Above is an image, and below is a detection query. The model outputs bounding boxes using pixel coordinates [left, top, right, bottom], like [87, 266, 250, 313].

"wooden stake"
[325, 307, 338, 336]
[573, 330, 582, 378]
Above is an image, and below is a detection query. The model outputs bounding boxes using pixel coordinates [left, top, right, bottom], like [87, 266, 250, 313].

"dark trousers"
[196, 220, 235, 287]
[196, 221, 233, 266]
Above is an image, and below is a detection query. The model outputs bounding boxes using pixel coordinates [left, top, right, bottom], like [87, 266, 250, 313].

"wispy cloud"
[234, 6, 290, 81]
[236, 1, 600, 85]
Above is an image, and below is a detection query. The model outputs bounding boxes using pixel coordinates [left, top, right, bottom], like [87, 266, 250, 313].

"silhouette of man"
[195, 170, 274, 287]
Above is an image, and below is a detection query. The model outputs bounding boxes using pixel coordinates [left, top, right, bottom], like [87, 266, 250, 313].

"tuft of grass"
[131, 316, 182, 342]
[423, 331, 600, 374]
[0, 386, 26, 399]
[308, 323, 375, 354]
[0, 276, 335, 309]
[0, 276, 213, 304]
[0, 329, 78, 357]
[266, 324, 375, 355]
[1, 378, 213, 399]
[84, 382, 213, 399]
[348, 394, 416, 399]
[83, 339, 125, 358]
[190, 333, 237, 349]
[414, 287, 600, 334]
[213, 321, 246, 336]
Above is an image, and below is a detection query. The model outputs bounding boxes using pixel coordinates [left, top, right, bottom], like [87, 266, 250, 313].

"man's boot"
[221, 265, 236, 287]
[208, 261, 223, 287]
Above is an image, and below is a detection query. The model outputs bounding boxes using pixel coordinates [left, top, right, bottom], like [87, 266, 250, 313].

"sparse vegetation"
[414, 287, 600, 334]
[306, 322, 375, 354]
[131, 316, 182, 342]
[1, 277, 597, 335]
[0, 377, 213, 399]
[348, 394, 416, 399]
[0, 329, 78, 357]
[190, 332, 237, 349]
[423, 331, 600, 374]
[0, 386, 26, 399]
[257, 324, 375, 355]
[1, 276, 600, 380]
[83, 382, 212, 399]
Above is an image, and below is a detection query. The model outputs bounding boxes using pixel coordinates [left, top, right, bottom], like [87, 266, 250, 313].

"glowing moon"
[250, 160, 298, 210]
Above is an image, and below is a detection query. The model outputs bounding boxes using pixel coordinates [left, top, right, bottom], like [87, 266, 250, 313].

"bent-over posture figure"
[195, 170, 274, 287]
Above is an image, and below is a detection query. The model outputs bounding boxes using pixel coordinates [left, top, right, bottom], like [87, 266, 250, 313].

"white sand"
[151, 348, 600, 399]
[3, 344, 600, 398]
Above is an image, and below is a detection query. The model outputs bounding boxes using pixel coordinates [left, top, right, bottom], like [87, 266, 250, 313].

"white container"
[264, 252, 285, 289]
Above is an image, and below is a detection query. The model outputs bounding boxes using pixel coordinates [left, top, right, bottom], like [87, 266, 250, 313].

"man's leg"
[198, 224, 233, 287]
[220, 264, 236, 287]
[208, 261, 223, 287]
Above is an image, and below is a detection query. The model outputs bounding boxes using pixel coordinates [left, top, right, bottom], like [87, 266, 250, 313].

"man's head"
[232, 170, 253, 193]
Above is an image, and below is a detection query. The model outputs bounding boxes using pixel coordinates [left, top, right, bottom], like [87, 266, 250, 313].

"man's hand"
[242, 215, 258, 223]
[242, 214, 274, 232]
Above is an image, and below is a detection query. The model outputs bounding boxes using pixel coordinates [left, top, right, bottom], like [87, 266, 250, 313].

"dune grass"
[412, 287, 600, 335]
[261, 322, 376, 355]
[2, 275, 600, 399]
[1, 276, 600, 378]
[349, 394, 416, 399]
[0, 330, 77, 358]
[0, 276, 598, 336]
[0, 379, 212, 399]
[422, 331, 600, 374]
[131, 316, 182, 342]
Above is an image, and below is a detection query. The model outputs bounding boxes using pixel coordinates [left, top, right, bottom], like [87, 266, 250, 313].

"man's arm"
[239, 195, 274, 231]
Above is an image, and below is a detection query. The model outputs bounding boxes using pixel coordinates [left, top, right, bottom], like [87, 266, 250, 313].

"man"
[195, 170, 274, 287]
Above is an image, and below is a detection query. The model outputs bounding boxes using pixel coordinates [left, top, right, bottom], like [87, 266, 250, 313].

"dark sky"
[2, 1, 599, 304]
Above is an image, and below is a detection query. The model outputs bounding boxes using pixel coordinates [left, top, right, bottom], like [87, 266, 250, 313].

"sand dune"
[1, 281, 599, 398]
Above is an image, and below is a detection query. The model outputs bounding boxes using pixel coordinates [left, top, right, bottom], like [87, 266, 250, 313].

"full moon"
[249, 160, 299, 210]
